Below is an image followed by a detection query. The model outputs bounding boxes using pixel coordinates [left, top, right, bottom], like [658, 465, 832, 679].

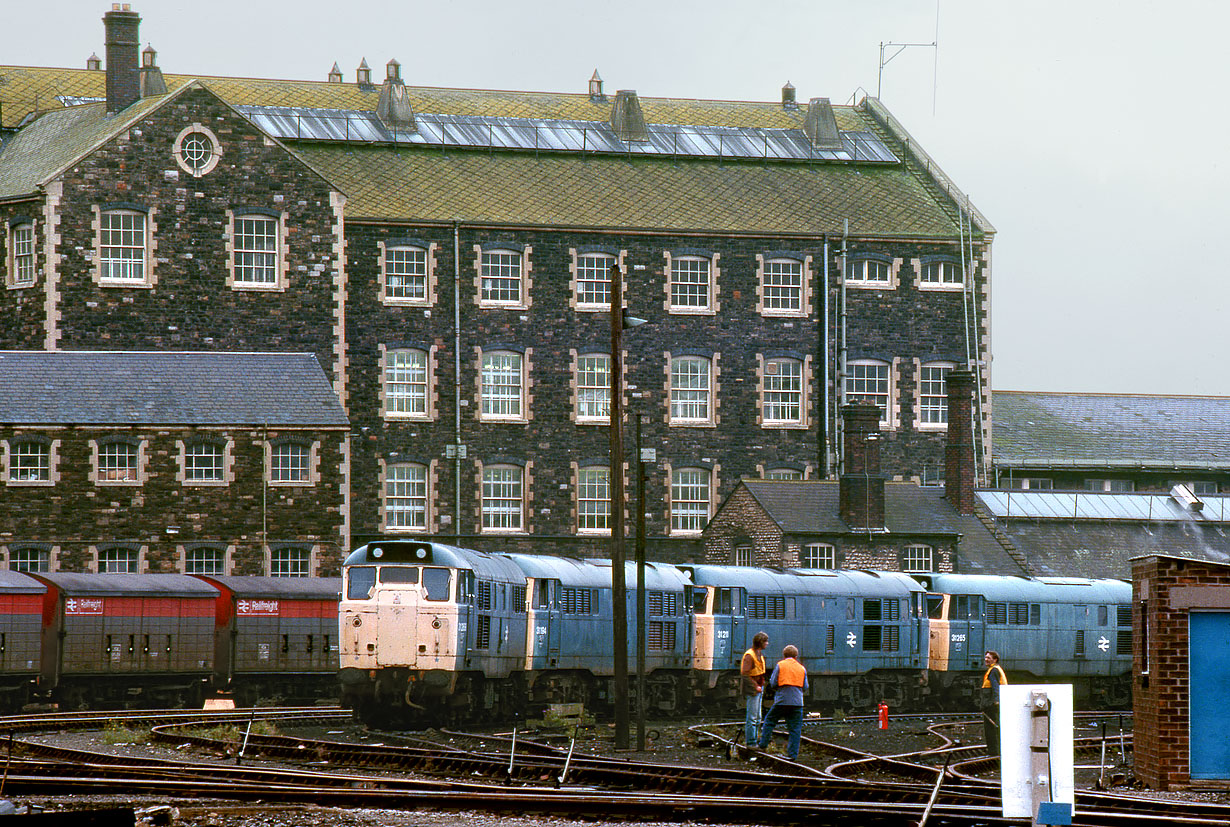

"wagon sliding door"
[1189, 611, 1230, 780]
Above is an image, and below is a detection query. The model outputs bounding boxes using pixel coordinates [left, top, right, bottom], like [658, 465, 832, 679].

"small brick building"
[0, 351, 349, 576]
[1132, 554, 1230, 789]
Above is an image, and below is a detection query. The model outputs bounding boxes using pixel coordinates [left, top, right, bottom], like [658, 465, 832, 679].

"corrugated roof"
[978, 489, 1230, 522]
[993, 391, 1230, 470]
[0, 351, 348, 426]
[735, 480, 1027, 574]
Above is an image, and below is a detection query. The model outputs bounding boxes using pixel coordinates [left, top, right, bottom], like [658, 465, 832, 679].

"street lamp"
[609, 262, 647, 751]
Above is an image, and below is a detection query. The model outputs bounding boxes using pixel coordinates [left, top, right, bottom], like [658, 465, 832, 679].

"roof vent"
[803, 97, 842, 150]
[589, 69, 605, 102]
[610, 89, 648, 142]
[1171, 483, 1205, 512]
[376, 58, 416, 132]
[87, 53, 102, 71]
[327, 62, 343, 83]
[781, 81, 796, 109]
[140, 44, 166, 96]
[356, 58, 372, 87]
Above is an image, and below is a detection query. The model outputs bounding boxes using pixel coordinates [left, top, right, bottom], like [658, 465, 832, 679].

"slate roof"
[993, 391, 1230, 471]
[736, 480, 1027, 575]
[994, 522, 1230, 580]
[0, 66, 985, 238]
[0, 351, 348, 427]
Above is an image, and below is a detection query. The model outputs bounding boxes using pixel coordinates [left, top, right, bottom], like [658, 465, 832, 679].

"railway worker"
[741, 631, 769, 746]
[981, 650, 1008, 757]
[755, 644, 808, 760]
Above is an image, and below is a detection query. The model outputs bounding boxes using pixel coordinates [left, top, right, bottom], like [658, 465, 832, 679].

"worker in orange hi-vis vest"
[755, 645, 808, 760]
[981, 649, 1008, 757]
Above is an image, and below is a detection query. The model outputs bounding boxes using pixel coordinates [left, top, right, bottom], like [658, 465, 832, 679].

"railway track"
[1, 708, 1225, 826]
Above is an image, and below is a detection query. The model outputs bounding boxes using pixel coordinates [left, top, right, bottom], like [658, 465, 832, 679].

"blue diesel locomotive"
[338, 539, 1134, 726]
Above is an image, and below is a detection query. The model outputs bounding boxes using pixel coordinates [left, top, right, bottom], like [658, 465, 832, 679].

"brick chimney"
[840, 403, 886, 530]
[104, 4, 141, 113]
[944, 370, 977, 515]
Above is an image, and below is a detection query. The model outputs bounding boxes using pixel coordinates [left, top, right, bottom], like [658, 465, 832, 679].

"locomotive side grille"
[477, 581, 493, 611]
[1117, 629, 1132, 655]
[512, 585, 527, 613]
[886, 625, 900, 651]
[561, 587, 594, 614]
[825, 624, 835, 653]
[863, 625, 882, 651]
[986, 602, 1007, 624]
[1118, 606, 1132, 627]
[768, 595, 785, 619]
[885, 599, 901, 621]
[647, 620, 676, 650]
[1074, 629, 1085, 658]
[476, 614, 491, 649]
[863, 599, 882, 621]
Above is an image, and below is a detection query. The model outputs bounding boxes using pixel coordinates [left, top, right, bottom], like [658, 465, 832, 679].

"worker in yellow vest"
[981, 649, 1008, 757]
[755, 645, 808, 760]
[741, 631, 769, 746]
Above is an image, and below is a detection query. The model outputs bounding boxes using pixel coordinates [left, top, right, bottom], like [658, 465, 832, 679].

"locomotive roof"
[344, 540, 525, 580]
[0, 569, 47, 594]
[503, 555, 690, 590]
[192, 575, 341, 599]
[29, 572, 220, 597]
[683, 565, 923, 597]
[920, 573, 1130, 603]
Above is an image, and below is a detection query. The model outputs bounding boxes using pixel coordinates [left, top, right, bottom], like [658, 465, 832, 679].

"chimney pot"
[589, 69, 605, 101]
[327, 62, 343, 83]
[782, 81, 796, 108]
[356, 58, 371, 86]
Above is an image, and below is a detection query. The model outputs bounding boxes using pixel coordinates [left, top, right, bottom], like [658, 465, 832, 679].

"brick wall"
[1133, 555, 1230, 789]
[0, 425, 347, 575]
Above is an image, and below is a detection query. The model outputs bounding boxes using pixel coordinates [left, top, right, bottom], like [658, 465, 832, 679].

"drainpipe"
[838, 218, 848, 474]
[453, 221, 462, 541]
[820, 234, 831, 478]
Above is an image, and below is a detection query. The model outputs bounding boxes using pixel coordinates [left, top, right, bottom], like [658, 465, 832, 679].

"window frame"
[227, 209, 286, 290]
[572, 250, 617, 310]
[8, 545, 51, 572]
[843, 254, 897, 289]
[574, 351, 611, 423]
[669, 354, 715, 426]
[669, 466, 712, 535]
[6, 437, 54, 486]
[382, 346, 433, 420]
[844, 358, 893, 427]
[801, 543, 836, 569]
[916, 361, 955, 430]
[665, 251, 719, 314]
[379, 240, 436, 306]
[184, 544, 227, 575]
[95, 206, 154, 287]
[268, 439, 317, 487]
[764, 467, 804, 480]
[180, 438, 228, 485]
[476, 246, 532, 309]
[94, 438, 142, 486]
[760, 355, 806, 427]
[173, 123, 222, 178]
[902, 544, 933, 573]
[478, 348, 528, 422]
[384, 461, 430, 532]
[97, 544, 140, 574]
[270, 545, 312, 577]
[480, 462, 527, 534]
[918, 257, 964, 290]
[576, 464, 611, 534]
[1085, 478, 1135, 493]
[7, 219, 36, 288]
[757, 254, 808, 317]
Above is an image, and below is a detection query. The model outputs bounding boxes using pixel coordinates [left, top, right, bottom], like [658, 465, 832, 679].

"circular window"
[173, 124, 221, 177]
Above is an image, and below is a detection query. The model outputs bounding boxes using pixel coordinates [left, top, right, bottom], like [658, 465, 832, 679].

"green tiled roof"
[993, 391, 1230, 470]
[0, 66, 975, 237]
[1, 66, 863, 131]
[294, 142, 957, 235]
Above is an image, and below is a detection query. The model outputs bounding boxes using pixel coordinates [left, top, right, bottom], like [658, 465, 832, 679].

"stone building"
[0, 7, 994, 567]
[0, 351, 349, 575]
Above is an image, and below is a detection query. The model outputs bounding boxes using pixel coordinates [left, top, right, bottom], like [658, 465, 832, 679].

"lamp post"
[609, 262, 647, 751]
[635, 412, 650, 751]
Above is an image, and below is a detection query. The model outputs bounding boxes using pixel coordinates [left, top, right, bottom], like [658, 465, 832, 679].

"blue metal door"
[1190, 611, 1230, 780]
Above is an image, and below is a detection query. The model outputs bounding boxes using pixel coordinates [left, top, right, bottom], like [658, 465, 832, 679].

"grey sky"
[7, 1, 1227, 395]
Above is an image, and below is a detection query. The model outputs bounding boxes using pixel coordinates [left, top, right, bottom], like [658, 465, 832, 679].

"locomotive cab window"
[688, 587, 707, 614]
[378, 566, 420, 584]
[422, 567, 451, 601]
[534, 580, 551, 609]
[926, 595, 945, 619]
[347, 566, 376, 599]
